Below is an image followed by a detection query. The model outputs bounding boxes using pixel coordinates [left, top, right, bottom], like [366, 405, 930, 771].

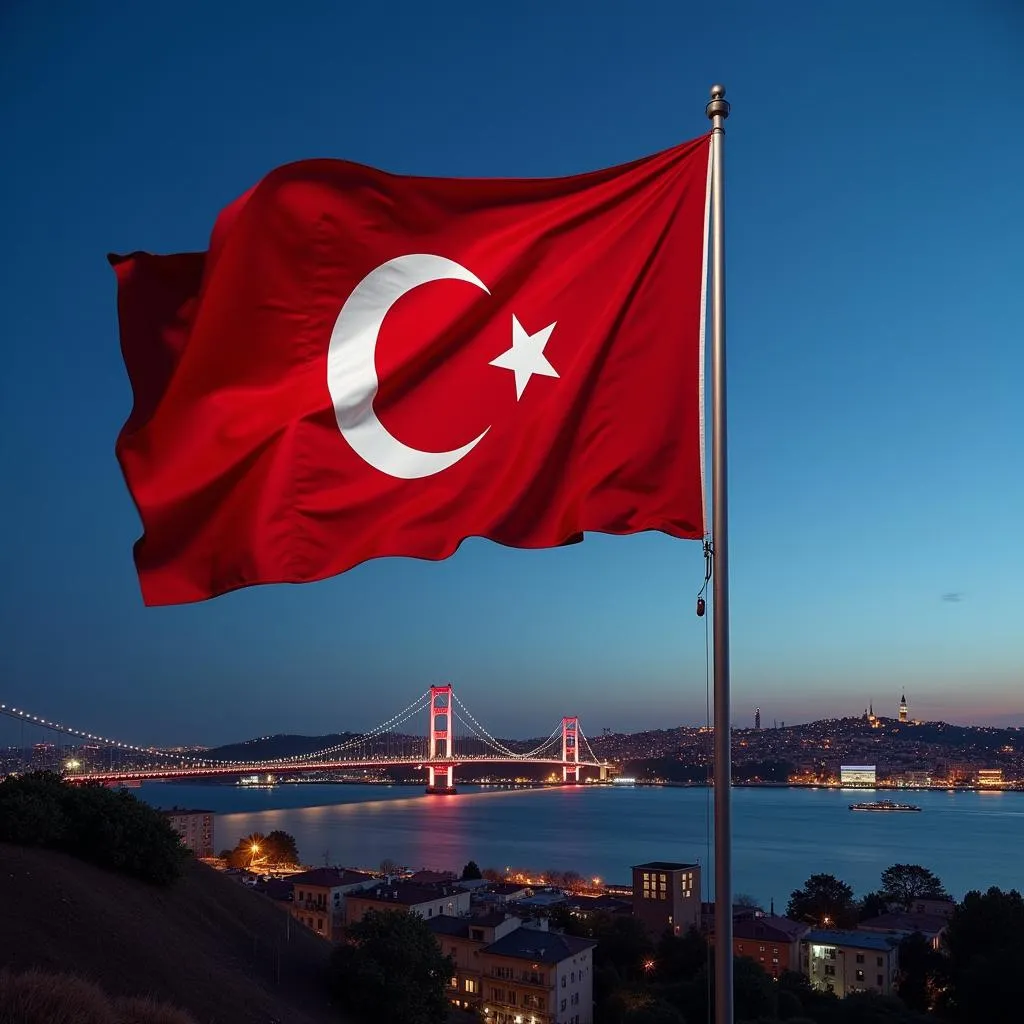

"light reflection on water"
[139, 782, 1024, 903]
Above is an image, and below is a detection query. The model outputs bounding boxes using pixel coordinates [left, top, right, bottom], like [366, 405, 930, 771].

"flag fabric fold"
[112, 134, 712, 606]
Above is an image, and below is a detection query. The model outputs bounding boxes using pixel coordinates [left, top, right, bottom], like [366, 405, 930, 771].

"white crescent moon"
[327, 253, 491, 479]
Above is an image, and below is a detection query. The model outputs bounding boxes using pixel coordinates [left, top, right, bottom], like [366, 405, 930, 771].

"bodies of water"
[139, 782, 1023, 905]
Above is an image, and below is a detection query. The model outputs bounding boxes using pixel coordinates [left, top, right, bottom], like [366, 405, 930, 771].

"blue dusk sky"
[1, 2, 1021, 747]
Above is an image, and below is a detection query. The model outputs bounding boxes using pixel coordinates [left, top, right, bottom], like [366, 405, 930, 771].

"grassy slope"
[0, 843, 347, 1024]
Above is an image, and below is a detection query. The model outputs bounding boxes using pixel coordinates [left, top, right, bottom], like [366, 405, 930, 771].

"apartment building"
[427, 913, 597, 1024]
[732, 916, 809, 978]
[345, 880, 471, 925]
[802, 928, 901, 997]
[428, 911, 521, 1012]
[289, 867, 376, 940]
[162, 808, 214, 858]
[631, 861, 700, 937]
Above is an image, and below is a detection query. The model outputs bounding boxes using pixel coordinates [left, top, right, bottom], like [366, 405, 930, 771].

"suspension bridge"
[0, 685, 605, 793]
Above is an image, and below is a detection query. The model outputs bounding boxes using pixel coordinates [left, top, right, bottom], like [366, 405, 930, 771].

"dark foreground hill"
[0, 843, 346, 1024]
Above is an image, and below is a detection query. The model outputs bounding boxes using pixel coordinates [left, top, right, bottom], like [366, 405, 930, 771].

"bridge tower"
[426, 684, 457, 794]
[562, 716, 579, 783]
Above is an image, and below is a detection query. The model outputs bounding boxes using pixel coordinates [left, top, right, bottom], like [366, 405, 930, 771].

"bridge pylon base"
[425, 785, 458, 795]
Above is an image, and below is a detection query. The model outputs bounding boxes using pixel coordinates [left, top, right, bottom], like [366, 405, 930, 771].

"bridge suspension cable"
[576, 725, 601, 766]
[451, 707, 563, 761]
[232, 689, 433, 767]
[451, 691, 558, 760]
[0, 702, 218, 765]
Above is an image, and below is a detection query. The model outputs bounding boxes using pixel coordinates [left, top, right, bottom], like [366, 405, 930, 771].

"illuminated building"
[429, 913, 597, 1023]
[289, 867, 376, 941]
[755, 708, 761, 731]
[346, 880, 471, 926]
[803, 929, 900, 996]
[977, 768, 1004, 788]
[899, 695, 908, 724]
[162, 808, 215, 858]
[631, 861, 700, 937]
[31, 743, 59, 771]
[733, 916, 809, 978]
[840, 765, 876, 787]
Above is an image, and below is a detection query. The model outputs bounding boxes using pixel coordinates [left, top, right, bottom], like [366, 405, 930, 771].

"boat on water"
[849, 799, 921, 812]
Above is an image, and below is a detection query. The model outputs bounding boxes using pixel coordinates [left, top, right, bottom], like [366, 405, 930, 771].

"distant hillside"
[205, 732, 550, 762]
[0, 842, 347, 1024]
[206, 733, 360, 760]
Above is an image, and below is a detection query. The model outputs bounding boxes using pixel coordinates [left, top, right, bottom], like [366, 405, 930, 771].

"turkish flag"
[111, 134, 711, 606]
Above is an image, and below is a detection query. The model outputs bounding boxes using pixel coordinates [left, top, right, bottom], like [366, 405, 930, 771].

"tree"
[379, 857, 400, 875]
[262, 829, 299, 866]
[591, 914, 655, 980]
[732, 956, 776, 1022]
[879, 864, 947, 908]
[859, 890, 891, 921]
[653, 926, 706, 982]
[775, 989, 805, 1021]
[735, 893, 761, 909]
[0, 772, 66, 846]
[0, 772, 187, 885]
[461, 859, 482, 880]
[622, 999, 686, 1024]
[786, 873, 857, 927]
[939, 887, 1024, 1023]
[832, 990, 932, 1022]
[895, 931, 944, 1014]
[329, 909, 452, 1024]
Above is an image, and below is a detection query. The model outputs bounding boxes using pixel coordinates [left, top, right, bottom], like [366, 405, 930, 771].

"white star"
[489, 315, 559, 400]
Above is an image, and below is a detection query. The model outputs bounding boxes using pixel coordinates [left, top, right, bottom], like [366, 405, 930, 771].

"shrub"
[0, 969, 197, 1024]
[0, 968, 116, 1024]
[0, 773, 188, 885]
[113, 996, 198, 1024]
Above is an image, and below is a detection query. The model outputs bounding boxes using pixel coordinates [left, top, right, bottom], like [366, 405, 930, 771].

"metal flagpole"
[706, 83, 733, 1024]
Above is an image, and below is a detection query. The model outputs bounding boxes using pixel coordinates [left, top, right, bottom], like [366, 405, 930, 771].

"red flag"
[112, 135, 711, 606]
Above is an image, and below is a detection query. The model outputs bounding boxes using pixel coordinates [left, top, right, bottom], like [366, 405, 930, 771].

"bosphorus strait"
[140, 782, 1024, 904]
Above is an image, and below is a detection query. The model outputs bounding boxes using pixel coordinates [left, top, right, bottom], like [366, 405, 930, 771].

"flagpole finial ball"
[706, 84, 730, 121]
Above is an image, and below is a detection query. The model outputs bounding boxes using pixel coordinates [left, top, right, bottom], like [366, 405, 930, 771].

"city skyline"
[1, 3, 1022, 745]
[1, 687, 1017, 753]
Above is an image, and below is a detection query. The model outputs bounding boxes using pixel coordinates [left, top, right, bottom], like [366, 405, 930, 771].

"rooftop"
[426, 915, 473, 939]
[407, 869, 457, 885]
[487, 882, 532, 895]
[858, 912, 949, 936]
[471, 910, 515, 927]
[426, 911, 517, 939]
[288, 867, 374, 888]
[804, 929, 901, 952]
[482, 928, 597, 965]
[352, 881, 467, 906]
[734, 916, 809, 943]
[633, 861, 699, 872]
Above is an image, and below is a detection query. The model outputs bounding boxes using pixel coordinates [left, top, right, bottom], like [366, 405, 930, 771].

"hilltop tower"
[755, 708, 761, 730]
[899, 694, 908, 723]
